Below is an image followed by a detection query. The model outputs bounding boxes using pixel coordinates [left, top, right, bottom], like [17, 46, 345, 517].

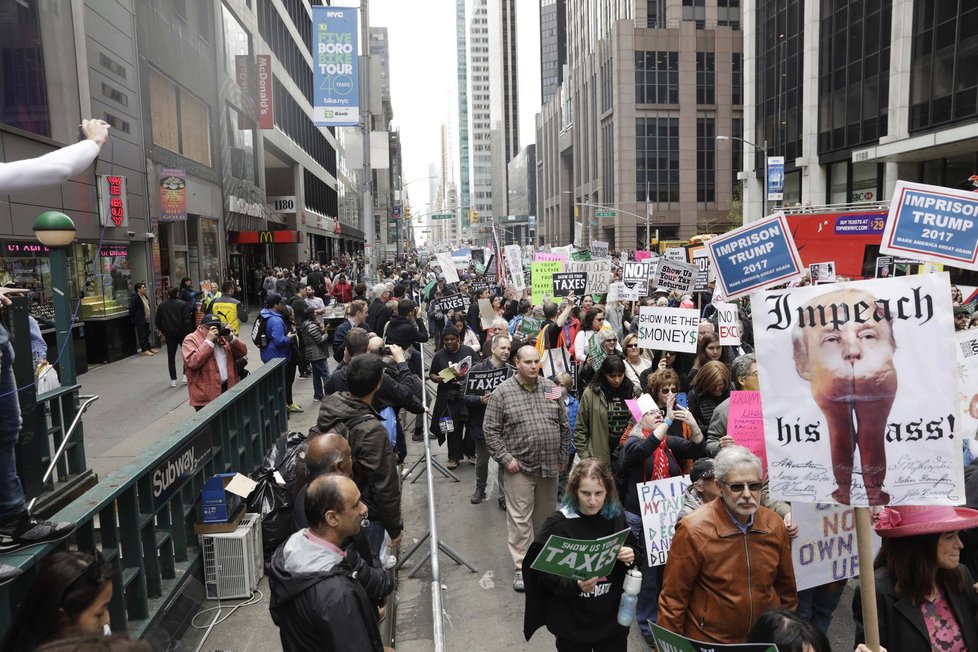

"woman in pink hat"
[854, 504, 978, 651]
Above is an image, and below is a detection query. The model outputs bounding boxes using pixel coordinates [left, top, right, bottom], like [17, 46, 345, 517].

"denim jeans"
[626, 510, 660, 637]
[797, 582, 845, 634]
[309, 358, 330, 400]
[0, 338, 26, 520]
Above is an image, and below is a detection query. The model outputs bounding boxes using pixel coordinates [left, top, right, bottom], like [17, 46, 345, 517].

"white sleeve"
[574, 330, 587, 361]
[0, 140, 100, 195]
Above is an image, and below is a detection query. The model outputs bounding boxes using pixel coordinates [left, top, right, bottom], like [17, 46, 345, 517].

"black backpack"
[251, 314, 269, 348]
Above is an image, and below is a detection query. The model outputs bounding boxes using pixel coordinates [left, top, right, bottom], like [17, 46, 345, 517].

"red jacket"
[332, 282, 353, 303]
[181, 327, 248, 407]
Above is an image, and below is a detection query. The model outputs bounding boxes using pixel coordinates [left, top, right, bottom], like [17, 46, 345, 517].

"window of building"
[601, 120, 614, 203]
[636, 117, 680, 203]
[696, 52, 715, 105]
[0, 0, 50, 137]
[635, 51, 679, 104]
[198, 0, 213, 43]
[226, 104, 256, 183]
[647, 0, 665, 28]
[732, 53, 743, 104]
[829, 161, 848, 204]
[222, 4, 250, 77]
[718, 0, 741, 29]
[682, 0, 706, 28]
[149, 67, 212, 166]
[601, 57, 613, 112]
[731, 116, 744, 187]
[257, 0, 313, 102]
[697, 118, 716, 203]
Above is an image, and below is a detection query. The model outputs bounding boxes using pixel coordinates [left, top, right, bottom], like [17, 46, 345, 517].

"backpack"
[252, 314, 269, 348]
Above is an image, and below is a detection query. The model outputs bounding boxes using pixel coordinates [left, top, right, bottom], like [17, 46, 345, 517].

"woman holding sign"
[522, 458, 637, 651]
[854, 504, 978, 652]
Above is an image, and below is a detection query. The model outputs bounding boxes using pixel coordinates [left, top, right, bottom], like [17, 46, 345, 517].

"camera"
[379, 346, 392, 356]
[218, 326, 232, 338]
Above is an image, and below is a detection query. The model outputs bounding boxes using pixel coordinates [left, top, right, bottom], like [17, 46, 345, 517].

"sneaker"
[287, 403, 304, 413]
[497, 496, 506, 511]
[312, 396, 323, 402]
[149, 348, 160, 354]
[446, 459, 458, 470]
[181, 374, 187, 384]
[142, 350, 154, 356]
[0, 512, 76, 553]
[411, 432, 424, 442]
[464, 454, 476, 466]
[644, 633, 658, 649]
[513, 570, 525, 592]
[170, 380, 177, 388]
[470, 490, 485, 504]
[298, 373, 312, 379]
[0, 563, 23, 586]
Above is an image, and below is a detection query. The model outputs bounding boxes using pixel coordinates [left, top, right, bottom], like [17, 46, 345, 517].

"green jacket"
[574, 386, 635, 466]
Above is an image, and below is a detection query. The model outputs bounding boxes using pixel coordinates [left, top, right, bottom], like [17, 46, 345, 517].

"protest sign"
[471, 248, 484, 264]
[590, 240, 610, 258]
[716, 303, 741, 345]
[728, 391, 767, 468]
[607, 282, 624, 302]
[663, 248, 686, 263]
[574, 222, 583, 248]
[431, 293, 465, 315]
[635, 250, 653, 262]
[462, 366, 512, 396]
[571, 250, 592, 261]
[504, 244, 526, 290]
[874, 256, 896, 278]
[954, 329, 978, 441]
[565, 259, 611, 295]
[531, 261, 564, 304]
[653, 259, 696, 294]
[529, 528, 630, 580]
[623, 261, 650, 296]
[636, 476, 691, 566]
[535, 252, 566, 263]
[553, 244, 576, 258]
[752, 273, 963, 506]
[637, 306, 699, 353]
[436, 252, 460, 284]
[519, 316, 543, 336]
[880, 180, 978, 271]
[809, 262, 837, 284]
[478, 298, 496, 329]
[791, 502, 881, 591]
[552, 272, 587, 297]
[651, 625, 777, 652]
[706, 213, 803, 299]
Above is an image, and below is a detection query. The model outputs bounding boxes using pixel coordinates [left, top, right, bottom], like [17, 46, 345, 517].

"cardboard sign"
[809, 262, 837, 284]
[791, 502, 881, 591]
[478, 298, 496, 330]
[752, 273, 963, 506]
[535, 252, 567, 263]
[727, 391, 767, 468]
[954, 329, 978, 440]
[607, 282, 624, 302]
[565, 259, 611, 295]
[663, 248, 686, 263]
[637, 306, 699, 353]
[529, 528, 630, 580]
[531, 261, 564, 304]
[651, 625, 777, 652]
[431, 293, 465, 315]
[636, 476, 691, 566]
[436, 252, 460, 284]
[623, 261, 650, 296]
[880, 180, 978, 271]
[590, 240, 610, 258]
[573, 222, 583, 248]
[706, 213, 803, 300]
[653, 259, 697, 294]
[462, 366, 512, 396]
[519, 316, 543, 336]
[716, 303, 741, 345]
[635, 250, 653, 262]
[552, 272, 587, 297]
[504, 244, 526, 290]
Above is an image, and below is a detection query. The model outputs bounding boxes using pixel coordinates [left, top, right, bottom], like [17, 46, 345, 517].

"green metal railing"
[0, 357, 287, 639]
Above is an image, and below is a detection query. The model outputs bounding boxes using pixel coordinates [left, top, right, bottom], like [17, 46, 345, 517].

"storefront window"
[850, 162, 878, 203]
[829, 161, 848, 204]
[199, 218, 221, 283]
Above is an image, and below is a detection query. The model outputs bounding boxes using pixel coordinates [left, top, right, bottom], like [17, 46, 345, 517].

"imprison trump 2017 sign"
[707, 213, 803, 300]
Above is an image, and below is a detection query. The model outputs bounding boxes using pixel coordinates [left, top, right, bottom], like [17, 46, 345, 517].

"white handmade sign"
[637, 306, 699, 353]
[636, 475, 691, 566]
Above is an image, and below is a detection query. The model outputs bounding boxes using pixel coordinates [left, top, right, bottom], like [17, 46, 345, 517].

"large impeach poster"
[752, 273, 964, 507]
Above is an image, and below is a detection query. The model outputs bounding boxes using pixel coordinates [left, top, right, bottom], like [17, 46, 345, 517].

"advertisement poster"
[312, 6, 359, 127]
[727, 391, 767, 468]
[706, 213, 803, 300]
[529, 529, 630, 580]
[531, 261, 564, 305]
[752, 273, 963, 506]
[791, 503, 881, 591]
[564, 259, 611, 295]
[159, 168, 187, 222]
[636, 476, 691, 566]
[716, 303, 741, 345]
[767, 156, 785, 202]
[256, 54, 274, 129]
[954, 329, 978, 441]
[637, 306, 699, 353]
[653, 259, 697, 294]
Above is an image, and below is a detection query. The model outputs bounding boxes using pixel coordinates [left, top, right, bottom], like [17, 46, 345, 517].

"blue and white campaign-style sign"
[312, 7, 359, 127]
[880, 180, 978, 271]
[706, 212, 803, 300]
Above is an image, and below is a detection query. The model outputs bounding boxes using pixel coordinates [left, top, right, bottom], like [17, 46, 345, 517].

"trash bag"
[263, 430, 309, 499]
[247, 466, 294, 565]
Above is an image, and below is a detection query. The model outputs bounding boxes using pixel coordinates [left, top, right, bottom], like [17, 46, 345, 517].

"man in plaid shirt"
[484, 345, 571, 592]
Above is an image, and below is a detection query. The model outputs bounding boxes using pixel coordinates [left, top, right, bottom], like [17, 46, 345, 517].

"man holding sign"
[658, 446, 797, 643]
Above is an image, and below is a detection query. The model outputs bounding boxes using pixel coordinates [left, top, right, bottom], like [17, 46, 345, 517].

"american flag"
[544, 386, 562, 400]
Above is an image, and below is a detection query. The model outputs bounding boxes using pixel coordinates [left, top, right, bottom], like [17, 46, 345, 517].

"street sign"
[392, 206, 401, 217]
[595, 210, 617, 218]
[432, 213, 454, 220]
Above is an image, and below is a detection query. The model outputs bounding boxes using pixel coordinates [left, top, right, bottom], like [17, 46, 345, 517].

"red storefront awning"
[227, 230, 301, 244]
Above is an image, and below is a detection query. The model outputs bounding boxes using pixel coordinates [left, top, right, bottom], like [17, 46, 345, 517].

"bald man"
[293, 432, 353, 531]
[792, 289, 897, 505]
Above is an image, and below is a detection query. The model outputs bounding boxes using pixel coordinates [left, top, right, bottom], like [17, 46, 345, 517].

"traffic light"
[471, 210, 478, 224]
[405, 205, 412, 222]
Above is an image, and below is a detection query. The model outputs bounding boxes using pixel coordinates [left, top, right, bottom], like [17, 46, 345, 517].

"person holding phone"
[182, 314, 248, 411]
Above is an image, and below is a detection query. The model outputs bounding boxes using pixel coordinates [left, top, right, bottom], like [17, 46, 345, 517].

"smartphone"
[676, 392, 688, 409]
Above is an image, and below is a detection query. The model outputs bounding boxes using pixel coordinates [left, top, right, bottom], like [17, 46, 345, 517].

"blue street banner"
[312, 7, 359, 127]
[880, 180, 978, 271]
[706, 212, 803, 300]
[767, 156, 784, 201]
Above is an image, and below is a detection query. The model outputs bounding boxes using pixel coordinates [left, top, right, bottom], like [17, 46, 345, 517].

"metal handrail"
[780, 201, 890, 215]
[26, 394, 100, 513]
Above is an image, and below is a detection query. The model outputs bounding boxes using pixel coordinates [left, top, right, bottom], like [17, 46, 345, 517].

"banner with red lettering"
[752, 273, 963, 506]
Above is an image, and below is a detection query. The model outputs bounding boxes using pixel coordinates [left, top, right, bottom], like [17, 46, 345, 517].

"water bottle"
[616, 567, 642, 626]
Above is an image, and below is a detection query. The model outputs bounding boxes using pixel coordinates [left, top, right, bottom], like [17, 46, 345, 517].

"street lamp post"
[716, 135, 769, 220]
[32, 211, 77, 385]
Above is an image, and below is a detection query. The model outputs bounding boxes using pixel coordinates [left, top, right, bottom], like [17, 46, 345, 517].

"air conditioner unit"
[201, 513, 264, 600]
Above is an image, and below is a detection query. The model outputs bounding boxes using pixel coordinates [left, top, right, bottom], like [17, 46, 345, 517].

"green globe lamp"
[32, 210, 76, 383]
[32, 210, 77, 247]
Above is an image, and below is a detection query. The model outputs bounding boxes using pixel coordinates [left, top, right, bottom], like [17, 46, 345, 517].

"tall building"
[467, 0, 493, 234]
[456, 0, 471, 231]
[740, 0, 978, 224]
[537, 0, 744, 249]
[488, 0, 520, 220]
[540, 0, 567, 106]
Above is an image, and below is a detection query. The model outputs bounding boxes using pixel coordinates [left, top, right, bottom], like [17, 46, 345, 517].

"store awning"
[227, 230, 301, 244]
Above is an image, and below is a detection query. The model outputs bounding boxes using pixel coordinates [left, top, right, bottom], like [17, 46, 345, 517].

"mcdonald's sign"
[227, 230, 301, 244]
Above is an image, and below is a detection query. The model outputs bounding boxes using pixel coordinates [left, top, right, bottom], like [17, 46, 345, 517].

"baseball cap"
[690, 458, 715, 483]
[265, 292, 282, 308]
[201, 314, 224, 328]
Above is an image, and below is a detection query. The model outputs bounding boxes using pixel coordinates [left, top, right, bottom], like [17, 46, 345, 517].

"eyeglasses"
[659, 388, 677, 394]
[723, 481, 763, 493]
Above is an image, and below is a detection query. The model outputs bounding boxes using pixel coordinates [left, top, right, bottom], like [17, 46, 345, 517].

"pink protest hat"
[873, 505, 978, 538]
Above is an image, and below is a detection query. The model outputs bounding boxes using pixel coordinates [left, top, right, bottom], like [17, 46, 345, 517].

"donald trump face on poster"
[791, 289, 897, 505]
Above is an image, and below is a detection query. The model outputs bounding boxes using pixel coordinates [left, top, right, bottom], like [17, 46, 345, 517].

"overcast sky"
[369, 0, 541, 216]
